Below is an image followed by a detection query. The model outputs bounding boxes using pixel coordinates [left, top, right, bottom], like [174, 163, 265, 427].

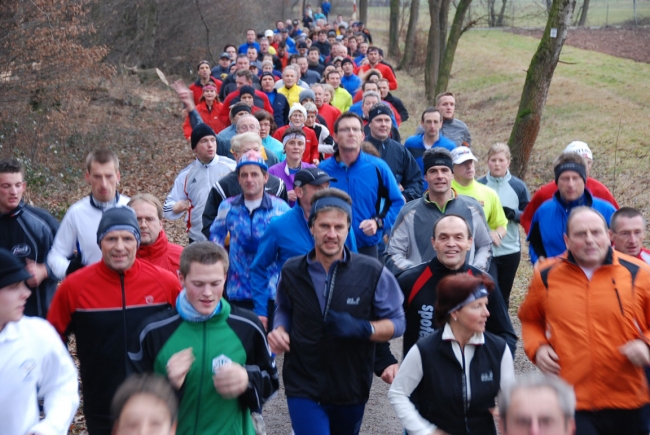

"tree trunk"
[359, 0, 369, 24]
[436, 0, 473, 95]
[577, 0, 590, 25]
[389, 0, 401, 57]
[508, 0, 577, 178]
[398, 0, 420, 70]
[438, 0, 451, 66]
[425, 0, 443, 105]
[488, 0, 496, 26]
[497, 0, 508, 26]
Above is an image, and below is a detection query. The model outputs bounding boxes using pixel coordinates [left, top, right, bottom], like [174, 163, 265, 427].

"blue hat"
[96, 206, 141, 247]
[236, 150, 268, 172]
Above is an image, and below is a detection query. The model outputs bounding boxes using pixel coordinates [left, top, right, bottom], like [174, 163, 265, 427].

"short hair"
[230, 132, 262, 153]
[282, 126, 306, 140]
[432, 213, 472, 239]
[308, 46, 321, 55]
[253, 110, 276, 133]
[283, 65, 299, 76]
[223, 44, 237, 52]
[303, 102, 318, 113]
[247, 46, 258, 53]
[436, 91, 455, 104]
[333, 112, 364, 134]
[310, 83, 324, 91]
[362, 90, 381, 105]
[361, 141, 381, 157]
[235, 69, 254, 81]
[487, 142, 511, 160]
[321, 83, 335, 97]
[127, 193, 163, 220]
[367, 46, 381, 54]
[360, 68, 382, 83]
[434, 273, 494, 327]
[111, 374, 178, 424]
[261, 60, 274, 69]
[236, 53, 249, 61]
[553, 152, 586, 170]
[498, 375, 576, 429]
[326, 69, 341, 80]
[361, 81, 379, 92]
[86, 149, 119, 173]
[611, 207, 646, 232]
[565, 206, 607, 235]
[421, 107, 442, 122]
[377, 78, 390, 87]
[308, 188, 353, 228]
[179, 241, 229, 277]
[0, 158, 25, 178]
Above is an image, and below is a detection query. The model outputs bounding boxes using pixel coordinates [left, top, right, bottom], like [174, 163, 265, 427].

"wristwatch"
[373, 217, 384, 229]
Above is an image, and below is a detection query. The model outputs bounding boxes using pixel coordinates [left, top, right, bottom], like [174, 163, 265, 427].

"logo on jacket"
[190, 178, 197, 184]
[20, 359, 37, 380]
[145, 295, 154, 304]
[347, 297, 360, 305]
[418, 305, 435, 338]
[481, 371, 494, 382]
[11, 244, 31, 257]
[212, 354, 232, 374]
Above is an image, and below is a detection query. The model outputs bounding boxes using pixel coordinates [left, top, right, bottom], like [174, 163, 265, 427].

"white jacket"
[47, 194, 130, 279]
[163, 156, 236, 242]
[0, 317, 79, 435]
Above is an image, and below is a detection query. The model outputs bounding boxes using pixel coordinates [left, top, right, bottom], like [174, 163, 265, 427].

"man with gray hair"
[498, 375, 576, 435]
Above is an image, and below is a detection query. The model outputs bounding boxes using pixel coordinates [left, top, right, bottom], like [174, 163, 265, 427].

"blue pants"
[287, 397, 366, 435]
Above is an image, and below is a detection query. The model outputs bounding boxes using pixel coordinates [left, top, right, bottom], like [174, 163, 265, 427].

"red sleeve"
[182, 114, 192, 140]
[587, 179, 619, 209]
[46, 280, 75, 341]
[521, 181, 555, 233]
[189, 83, 202, 106]
[273, 126, 285, 141]
[308, 128, 319, 163]
[386, 101, 401, 125]
[211, 77, 222, 93]
[353, 90, 363, 103]
[219, 93, 234, 126]
[382, 65, 398, 90]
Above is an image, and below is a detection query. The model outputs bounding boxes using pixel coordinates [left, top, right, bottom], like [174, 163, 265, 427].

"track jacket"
[47, 259, 181, 434]
[273, 124, 320, 164]
[527, 190, 616, 264]
[0, 201, 59, 317]
[136, 229, 183, 277]
[47, 193, 130, 280]
[366, 135, 423, 202]
[0, 317, 79, 435]
[210, 193, 290, 302]
[319, 151, 405, 248]
[163, 156, 236, 242]
[440, 118, 471, 147]
[519, 249, 650, 410]
[385, 191, 492, 275]
[129, 300, 278, 435]
[452, 180, 508, 232]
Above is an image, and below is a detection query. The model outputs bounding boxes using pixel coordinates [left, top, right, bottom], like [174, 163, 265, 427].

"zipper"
[16, 216, 42, 317]
[322, 263, 339, 320]
[120, 274, 128, 375]
[460, 346, 470, 434]
[193, 322, 207, 435]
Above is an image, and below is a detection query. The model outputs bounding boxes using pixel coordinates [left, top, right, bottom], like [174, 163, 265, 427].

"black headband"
[554, 162, 586, 184]
[423, 154, 453, 173]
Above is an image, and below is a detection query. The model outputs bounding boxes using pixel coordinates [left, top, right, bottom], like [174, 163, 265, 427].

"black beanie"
[239, 85, 256, 97]
[554, 161, 587, 185]
[0, 248, 32, 289]
[191, 123, 216, 150]
[96, 206, 141, 247]
[368, 104, 392, 122]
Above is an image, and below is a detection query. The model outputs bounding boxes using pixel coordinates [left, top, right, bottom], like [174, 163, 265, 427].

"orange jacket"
[182, 101, 226, 139]
[519, 250, 650, 411]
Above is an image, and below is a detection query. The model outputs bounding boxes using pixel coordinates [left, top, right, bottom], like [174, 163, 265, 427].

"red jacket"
[273, 124, 320, 163]
[219, 89, 274, 126]
[521, 177, 619, 233]
[136, 229, 183, 278]
[189, 77, 222, 106]
[356, 63, 398, 90]
[317, 103, 341, 132]
[183, 101, 226, 139]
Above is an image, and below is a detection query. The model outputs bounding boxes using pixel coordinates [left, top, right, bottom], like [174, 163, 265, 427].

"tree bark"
[359, 0, 369, 24]
[398, 0, 420, 70]
[389, 0, 401, 57]
[425, 0, 443, 105]
[436, 0, 473, 95]
[508, 0, 577, 178]
[497, 0, 508, 26]
[438, 0, 451, 66]
[488, 0, 497, 26]
[577, 0, 590, 25]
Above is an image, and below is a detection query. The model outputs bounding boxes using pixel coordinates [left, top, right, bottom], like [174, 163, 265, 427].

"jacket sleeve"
[385, 209, 416, 275]
[182, 114, 193, 140]
[46, 280, 74, 340]
[209, 201, 231, 245]
[382, 166, 407, 233]
[399, 150, 423, 203]
[518, 265, 552, 363]
[373, 341, 398, 376]
[240, 317, 280, 411]
[469, 204, 493, 272]
[163, 169, 189, 221]
[520, 184, 551, 233]
[527, 212, 545, 265]
[515, 179, 531, 223]
[385, 67, 398, 90]
[202, 186, 223, 240]
[391, 96, 409, 122]
[484, 277, 518, 356]
[249, 223, 280, 317]
[46, 211, 78, 280]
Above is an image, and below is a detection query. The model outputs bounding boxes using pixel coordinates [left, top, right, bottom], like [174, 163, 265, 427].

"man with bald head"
[520, 206, 650, 435]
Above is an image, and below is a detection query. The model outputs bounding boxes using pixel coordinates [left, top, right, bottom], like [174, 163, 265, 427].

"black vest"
[413, 329, 505, 435]
[280, 250, 383, 404]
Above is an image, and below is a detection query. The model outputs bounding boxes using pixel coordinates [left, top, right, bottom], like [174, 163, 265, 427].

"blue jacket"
[249, 203, 357, 316]
[264, 90, 289, 127]
[403, 133, 456, 189]
[209, 193, 290, 301]
[349, 101, 398, 127]
[319, 152, 405, 248]
[341, 74, 361, 96]
[527, 190, 616, 264]
[238, 41, 260, 54]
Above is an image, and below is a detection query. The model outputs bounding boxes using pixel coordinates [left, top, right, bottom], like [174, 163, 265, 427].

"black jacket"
[384, 93, 409, 123]
[0, 202, 59, 317]
[366, 135, 423, 202]
[201, 172, 288, 239]
[397, 258, 517, 356]
[266, 90, 290, 127]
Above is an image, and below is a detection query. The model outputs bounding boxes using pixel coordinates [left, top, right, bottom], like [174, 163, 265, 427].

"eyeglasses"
[337, 127, 362, 134]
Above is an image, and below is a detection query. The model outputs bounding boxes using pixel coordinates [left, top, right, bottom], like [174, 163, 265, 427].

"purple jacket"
[268, 161, 316, 207]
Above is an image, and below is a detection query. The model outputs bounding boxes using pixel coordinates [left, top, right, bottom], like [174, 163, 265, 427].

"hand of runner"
[359, 219, 378, 236]
[25, 259, 48, 287]
[213, 363, 249, 399]
[380, 363, 399, 384]
[166, 347, 195, 389]
[620, 339, 650, 367]
[535, 345, 560, 374]
[268, 326, 290, 354]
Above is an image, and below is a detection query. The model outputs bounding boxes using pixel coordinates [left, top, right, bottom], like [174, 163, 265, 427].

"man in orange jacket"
[519, 206, 650, 435]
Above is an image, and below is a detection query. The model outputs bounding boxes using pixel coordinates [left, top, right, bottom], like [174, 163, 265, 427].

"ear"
[116, 170, 121, 184]
[467, 237, 473, 251]
[608, 229, 614, 244]
[85, 171, 91, 184]
[564, 233, 569, 249]
[263, 172, 269, 184]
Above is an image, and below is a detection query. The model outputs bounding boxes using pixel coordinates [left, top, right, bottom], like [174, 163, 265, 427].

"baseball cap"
[451, 146, 478, 165]
[294, 168, 337, 187]
[297, 41, 308, 49]
[236, 150, 268, 172]
[563, 141, 593, 160]
[0, 248, 32, 289]
[264, 29, 274, 38]
[220, 52, 230, 59]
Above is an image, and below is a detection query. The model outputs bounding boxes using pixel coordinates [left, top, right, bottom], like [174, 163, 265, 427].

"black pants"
[492, 251, 521, 310]
[575, 408, 642, 435]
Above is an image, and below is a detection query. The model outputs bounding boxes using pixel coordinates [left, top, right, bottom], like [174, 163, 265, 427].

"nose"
[21, 286, 31, 300]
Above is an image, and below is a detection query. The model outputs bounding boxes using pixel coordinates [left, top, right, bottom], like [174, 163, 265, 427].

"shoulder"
[477, 175, 487, 185]
[452, 118, 469, 129]
[17, 316, 61, 342]
[228, 305, 266, 332]
[348, 252, 384, 272]
[397, 261, 429, 287]
[136, 260, 180, 285]
[404, 135, 423, 147]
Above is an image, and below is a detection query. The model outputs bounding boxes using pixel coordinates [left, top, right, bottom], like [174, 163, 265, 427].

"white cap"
[289, 103, 307, 119]
[451, 146, 478, 165]
[563, 141, 593, 160]
[264, 29, 274, 38]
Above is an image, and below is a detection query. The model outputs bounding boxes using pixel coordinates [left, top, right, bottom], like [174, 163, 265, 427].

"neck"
[423, 132, 439, 145]
[427, 189, 452, 207]
[338, 148, 360, 166]
[448, 321, 474, 349]
[244, 192, 264, 201]
[455, 178, 472, 187]
[287, 158, 302, 168]
[200, 78, 210, 85]
[301, 203, 310, 219]
[372, 133, 389, 142]
[314, 250, 342, 272]
[198, 156, 214, 165]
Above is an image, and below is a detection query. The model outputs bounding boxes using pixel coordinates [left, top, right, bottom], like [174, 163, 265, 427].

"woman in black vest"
[388, 273, 515, 435]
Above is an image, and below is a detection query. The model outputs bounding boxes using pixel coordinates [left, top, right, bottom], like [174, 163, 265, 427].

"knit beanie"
[0, 248, 32, 289]
[299, 89, 316, 103]
[289, 103, 307, 119]
[191, 123, 216, 150]
[96, 206, 141, 247]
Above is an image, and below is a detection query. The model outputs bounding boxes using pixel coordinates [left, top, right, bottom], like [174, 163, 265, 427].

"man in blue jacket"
[319, 112, 405, 258]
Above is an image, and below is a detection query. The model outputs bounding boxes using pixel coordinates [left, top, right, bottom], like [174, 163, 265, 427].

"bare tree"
[359, 0, 369, 23]
[436, 0, 473, 94]
[398, 0, 421, 70]
[389, 0, 401, 57]
[576, 0, 590, 25]
[508, 0, 577, 178]
[497, 0, 508, 26]
[425, 0, 444, 104]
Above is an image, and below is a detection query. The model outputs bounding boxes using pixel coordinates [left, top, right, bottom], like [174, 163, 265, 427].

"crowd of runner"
[2, 4, 650, 435]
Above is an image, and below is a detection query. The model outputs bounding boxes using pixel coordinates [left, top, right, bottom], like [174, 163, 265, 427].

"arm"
[250, 223, 281, 317]
[209, 200, 231, 245]
[202, 186, 224, 240]
[29, 323, 79, 435]
[527, 217, 545, 265]
[372, 268, 406, 340]
[46, 281, 73, 340]
[515, 179, 531, 223]
[384, 209, 417, 275]
[518, 266, 552, 362]
[385, 67, 398, 90]
[374, 341, 398, 377]
[469, 204, 493, 273]
[382, 166, 406, 232]
[520, 184, 551, 233]
[388, 346, 438, 435]
[46, 211, 78, 280]
[400, 150, 423, 202]
[163, 169, 190, 221]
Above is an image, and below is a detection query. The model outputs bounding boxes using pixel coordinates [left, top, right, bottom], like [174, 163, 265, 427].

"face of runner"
[86, 160, 121, 203]
[114, 393, 176, 435]
[236, 115, 259, 134]
[240, 93, 255, 107]
[610, 215, 646, 257]
[432, 216, 472, 270]
[283, 69, 298, 88]
[327, 71, 341, 89]
[333, 117, 364, 154]
[453, 160, 476, 185]
[425, 165, 453, 197]
[181, 260, 226, 316]
[564, 209, 610, 269]
[377, 81, 389, 99]
[311, 208, 348, 259]
[422, 111, 443, 140]
[367, 49, 380, 65]
[131, 200, 162, 246]
[369, 113, 391, 141]
[499, 386, 575, 435]
[453, 296, 489, 336]
[556, 170, 585, 202]
[488, 151, 510, 178]
[193, 135, 217, 164]
[284, 136, 306, 164]
[0, 171, 25, 214]
[101, 230, 138, 273]
[306, 112, 318, 127]
[258, 119, 271, 139]
[0, 280, 30, 330]
[202, 88, 217, 104]
[438, 95, 456, 120]
[289, 111, 305, 126]
[362, 97, 379, 118]
[238, 164, 268, 201]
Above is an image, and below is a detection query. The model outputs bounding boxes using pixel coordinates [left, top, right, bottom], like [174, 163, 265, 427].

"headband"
[310, 196, 352, 221]
[202, 84, 217, 92]
[282, 133, 305, 147]
[448, 286, 489, 314]
[423, 153, 453, 173]
[554, 162, 586, 185]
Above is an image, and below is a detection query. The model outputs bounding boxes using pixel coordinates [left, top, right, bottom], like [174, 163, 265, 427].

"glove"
[66, 254, 84, 276]
[502, 206, 516, 221]
[324, 310, 373, 340]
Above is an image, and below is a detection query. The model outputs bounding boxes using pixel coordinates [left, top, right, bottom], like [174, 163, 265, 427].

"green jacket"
[129, 300, 278, 435]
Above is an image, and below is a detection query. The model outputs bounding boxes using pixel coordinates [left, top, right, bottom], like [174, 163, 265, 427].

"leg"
[287, 397, 331, 435]
[324, 403, 366, 435]
[494, 251, 521, 310]
[598, 408, 642, 435]
[574, 411, 600, 435]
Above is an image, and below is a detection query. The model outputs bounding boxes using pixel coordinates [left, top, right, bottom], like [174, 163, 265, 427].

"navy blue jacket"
[366, 135, 423, 202]
[264, 90, 289, 127]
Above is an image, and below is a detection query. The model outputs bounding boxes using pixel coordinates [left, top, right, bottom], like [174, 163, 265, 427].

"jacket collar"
[565, 246, 615, 267]
[137, 229, 170, 262]
[231, 192, 275, 209]
[485, 170, 512, 183]
[89, 192, 121, 211]
[428, 256, 469, 275]
[553, 188, 593, 209]
[0, 200, 25, 219]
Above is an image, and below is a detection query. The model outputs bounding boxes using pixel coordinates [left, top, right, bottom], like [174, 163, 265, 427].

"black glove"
[324, 310, 373, 340]
[502, 206, 516, 221]
[66, 254, 84, 276]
